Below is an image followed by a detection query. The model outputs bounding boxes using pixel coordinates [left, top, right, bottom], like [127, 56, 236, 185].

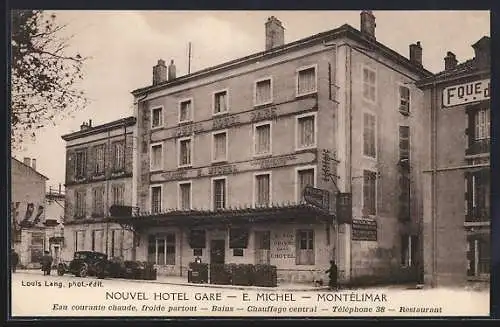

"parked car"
[57, 251, 108, 278]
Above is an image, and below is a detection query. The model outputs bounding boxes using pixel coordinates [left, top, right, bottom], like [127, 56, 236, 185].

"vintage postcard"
[9, 10, 491, 318]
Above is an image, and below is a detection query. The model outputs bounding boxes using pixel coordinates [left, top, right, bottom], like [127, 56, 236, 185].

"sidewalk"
[15, 269, 329, 292]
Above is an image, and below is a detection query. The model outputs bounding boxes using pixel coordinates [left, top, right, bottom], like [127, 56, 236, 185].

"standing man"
[41, 250, 53, 276]
[326, 260, 338, 291]
[11, 248, 19, 273]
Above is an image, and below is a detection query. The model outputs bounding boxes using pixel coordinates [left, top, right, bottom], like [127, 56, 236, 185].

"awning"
[106, 203, 333, 229]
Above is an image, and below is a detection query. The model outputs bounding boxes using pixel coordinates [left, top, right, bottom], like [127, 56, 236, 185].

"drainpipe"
[430, 80, 438, 287]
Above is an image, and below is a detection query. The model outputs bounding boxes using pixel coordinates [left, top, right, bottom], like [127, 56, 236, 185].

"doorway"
[255, 231, 270, 264]
[210, 240, 225, 264]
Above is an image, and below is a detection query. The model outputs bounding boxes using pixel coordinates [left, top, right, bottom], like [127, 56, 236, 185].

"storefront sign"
[352, 218, 377, 241]
[303, 186, 330, 210]
[442, 79, 490, 107]
[271, 232, 295, 259]
[150, 96, 317, 141]
[152, 151, 316, 182]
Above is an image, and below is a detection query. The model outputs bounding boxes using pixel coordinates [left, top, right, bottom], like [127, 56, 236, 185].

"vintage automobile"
[57, 251, 157, 280]
[57, 251, 108, 278]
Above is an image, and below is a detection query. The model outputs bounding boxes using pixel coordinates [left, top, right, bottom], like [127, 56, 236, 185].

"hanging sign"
[442, 79, 490, 107]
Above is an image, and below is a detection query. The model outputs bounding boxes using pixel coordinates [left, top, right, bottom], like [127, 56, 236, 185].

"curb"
[14, 270, 328, 292]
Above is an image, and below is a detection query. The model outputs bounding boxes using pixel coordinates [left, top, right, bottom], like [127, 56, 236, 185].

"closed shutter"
[465, 106, 476, 148]
[66, 150, 75, 182]
[464, 172, 472, 220]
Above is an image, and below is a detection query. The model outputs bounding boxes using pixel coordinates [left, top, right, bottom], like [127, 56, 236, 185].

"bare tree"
[11, 10, 89, 149]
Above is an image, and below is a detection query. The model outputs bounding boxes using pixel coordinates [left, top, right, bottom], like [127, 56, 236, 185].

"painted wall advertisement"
[442, 79, 490, 107]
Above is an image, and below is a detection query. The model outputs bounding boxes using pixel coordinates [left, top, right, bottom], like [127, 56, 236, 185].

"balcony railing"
[465, 207, 490, 223]
[466, 139, 490, 156]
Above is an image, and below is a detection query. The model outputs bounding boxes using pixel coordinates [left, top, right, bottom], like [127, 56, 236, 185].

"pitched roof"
[12, 157, 49, 180]
[132, 23, 432, 96]
[61, 116, 136, 141]
[417, 57, 490, 88]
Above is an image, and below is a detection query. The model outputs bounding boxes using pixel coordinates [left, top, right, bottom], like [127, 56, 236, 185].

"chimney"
[265, 16, 285, 50]
[152, 59, 168, 85]
[409, 41, 423, 66]
[23, 157, 31, 166]
[360, 10, 376, 40]
[59, 183, 62, 194]
[80, 121, 89, 131]
[444, 51, 458, 71]
[88, 119, 92, 127]
[168, 59, 176, 81]
[472, 36, 490, 69]
[31, 158, 36, 170]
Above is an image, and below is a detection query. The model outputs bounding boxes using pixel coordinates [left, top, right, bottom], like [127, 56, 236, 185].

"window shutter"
[466, 107, 476, 148]
[464, 172, 472, 220]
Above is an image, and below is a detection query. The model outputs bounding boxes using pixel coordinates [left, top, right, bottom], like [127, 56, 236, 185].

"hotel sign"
[442, 79, 490, 107]
[303, 186, 330, 210]
[351, 218, 377, 241]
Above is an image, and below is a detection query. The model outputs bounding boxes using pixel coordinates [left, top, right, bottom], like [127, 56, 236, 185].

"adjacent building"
[11, 157, 49, 267]
[61, 117, 136, 261]
[45, 185, 66, 264]
[108, 12, 432, 284]
[417, 36, 491, 287]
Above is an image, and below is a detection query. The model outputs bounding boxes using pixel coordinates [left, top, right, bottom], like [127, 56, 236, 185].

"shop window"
[296, 229, 314, 265]
[148, 233, 176, 265]
[91, 230, 104, 253]
[255, 231, 271, 265]
[110, 229, 123, 258]
[466, 234, 490, 277]
[233, 248, 244, 256]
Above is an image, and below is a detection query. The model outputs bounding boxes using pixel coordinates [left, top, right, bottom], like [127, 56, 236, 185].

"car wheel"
[57, 265, 65, 276]
[79, 264, 88, 278]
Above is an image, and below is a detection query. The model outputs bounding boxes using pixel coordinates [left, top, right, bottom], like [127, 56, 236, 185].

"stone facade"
[61, 117, 136, 261]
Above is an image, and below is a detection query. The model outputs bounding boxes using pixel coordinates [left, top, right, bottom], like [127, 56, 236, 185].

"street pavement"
[11, 270, 490, 317]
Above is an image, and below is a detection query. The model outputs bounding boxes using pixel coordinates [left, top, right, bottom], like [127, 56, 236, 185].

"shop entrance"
[210, 240, 225, 264]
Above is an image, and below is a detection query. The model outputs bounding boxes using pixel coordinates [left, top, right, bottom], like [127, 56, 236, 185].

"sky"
[11, 10, 490, 189]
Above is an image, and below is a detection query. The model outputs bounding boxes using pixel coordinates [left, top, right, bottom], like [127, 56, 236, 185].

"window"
[363, 67, 376, 102]
[92, 187, 105, 216]
[363, 170, 377, 216]
[110, 229, 123, 258]
[75, 190, 86, 218]
[212, 178, 226, 210]
[467, 234, 490, 277]
[254, 122, 271, 155]
[399, 85, 410, 114]
[179, 99, 192, 123]
[150, 143, 163, 171]
[75, 231, 86, 252]
[94, 145, 105, 175]
[112, 184, 125, 205]
[255, 78, 272, 105]
[296, 229, 314, 265]
[151, 106, 163, 129]
[178, 137, 192, 167]
[401, 234, 411, 266]
[254, 173, 271, 207]
[296, 113, 316, 149]
[213, 90, 228, 114]
[363, 113, 376, 158]
[179, 182, 192, 210]
[113, 141, 125, 171]
[74, 150, 87, 178]
[91, 230, 104, 253]
[297, 168, 315, 202]
[474, 108, 490, 140]
[465, 169, 490, 222]
[148, 233, 176, 265]
[297, 66, 317, 96]
[212, 131, 227, 162]
[151, 185, 162, 213]
[399, 125, 410, 162]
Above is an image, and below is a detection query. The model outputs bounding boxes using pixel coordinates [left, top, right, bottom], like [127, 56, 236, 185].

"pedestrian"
[325, 260, 338, 291]
[11, 249, 19, 273]
[41, 251, 53, 276]
[194, 256, 202, 264]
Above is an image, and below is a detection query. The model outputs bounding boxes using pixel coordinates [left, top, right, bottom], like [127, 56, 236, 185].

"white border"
[150, 184, 164, 213]
[177, 180, 193, 210]
[211, 176, 228, 210]
[295, 112, 318, 151]
[361, 169, 378, 217]
[178, 97, 194, 123]
[253, 76, 274, 106]
[252, 171, 273, 207]
[362, 110, 377, 160]
[253, 121, 273, 157]
[211, 129, 229, 163]
[150, 105, 164, 130]
[295, 64, 318, 97]
[150, 142, 164, 171]
[212, 88, 229, 116]
[177, 136, 193, 168]
[361, 64, 377, 104]
[294, 165, 317, 203]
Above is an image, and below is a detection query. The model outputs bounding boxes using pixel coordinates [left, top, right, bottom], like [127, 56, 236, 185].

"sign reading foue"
[442, 79, 490, 107]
